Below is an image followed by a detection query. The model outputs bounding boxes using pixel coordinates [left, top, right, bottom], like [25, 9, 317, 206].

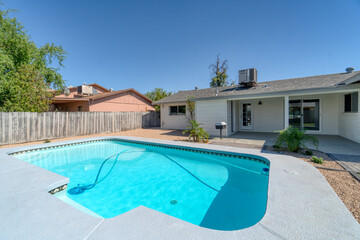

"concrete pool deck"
[0, 136, 359, 240]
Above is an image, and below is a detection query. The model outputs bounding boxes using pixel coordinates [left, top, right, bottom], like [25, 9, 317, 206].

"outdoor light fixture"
[258, 101, 262, 105]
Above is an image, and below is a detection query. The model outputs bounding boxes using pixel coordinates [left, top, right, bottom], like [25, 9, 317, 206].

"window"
[169, 105, 186, 115]
[170, 106, 177, 115]
[344, 92, 358, 112]
[289, 99, 320, 131]
[178, 105, 186, 114]
[78, 106, 83, 112]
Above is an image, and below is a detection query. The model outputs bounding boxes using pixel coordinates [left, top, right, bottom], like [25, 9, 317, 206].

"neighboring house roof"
[68, 83, 111, 93]
[53, 85, 153, 104]
[52, 98, 89, 103]
[153, 71, 360, 105]
[83, 88, 153, 103]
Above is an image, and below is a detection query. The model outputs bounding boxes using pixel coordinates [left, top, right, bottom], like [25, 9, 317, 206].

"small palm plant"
[182, 120, 209, 143]
[275, 127, 319, 152]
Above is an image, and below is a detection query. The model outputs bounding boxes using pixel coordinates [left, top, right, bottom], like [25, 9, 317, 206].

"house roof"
[68, 83, 111, 93]
[83, 88, 153, 103]
[53, 84, 152, 104]
[153, 71, 360, 105]
[52, 98, 89, 103]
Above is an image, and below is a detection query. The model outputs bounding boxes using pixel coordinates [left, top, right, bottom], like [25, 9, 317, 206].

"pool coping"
[0, 136, 359, 240]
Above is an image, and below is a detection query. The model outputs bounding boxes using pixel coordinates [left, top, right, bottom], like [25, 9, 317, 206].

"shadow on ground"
[159, 130, 185, 137]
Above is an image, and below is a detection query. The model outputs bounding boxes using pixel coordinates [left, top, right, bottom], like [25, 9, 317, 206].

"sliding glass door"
[289, 100, 302, 129]
[289, 99, 319, 131]
[303, 100, 320, 130]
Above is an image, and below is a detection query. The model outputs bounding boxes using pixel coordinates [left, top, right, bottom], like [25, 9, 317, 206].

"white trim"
[284, 96, 289, 129]
[232, 100, 236, 133]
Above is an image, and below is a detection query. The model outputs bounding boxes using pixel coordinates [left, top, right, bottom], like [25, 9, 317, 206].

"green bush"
[275, 127, 319, 152]
[44, 139, 51, 143]
[311, 156, 323, 164]
[273, 144, 281, 149]
[304, 150, 313, 156]
[182, 120, 209, 143]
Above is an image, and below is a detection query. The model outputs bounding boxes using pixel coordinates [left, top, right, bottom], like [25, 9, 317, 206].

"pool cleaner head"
[67, 184, 88, 195]
[67, 151, 125, 195]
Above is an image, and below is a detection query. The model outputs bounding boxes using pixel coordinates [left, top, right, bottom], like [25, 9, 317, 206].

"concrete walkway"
[315, 135, 360, 156]
[0, 136, 359, 239]
[212, 132, 360, 179]
[211, 132, 277, 149]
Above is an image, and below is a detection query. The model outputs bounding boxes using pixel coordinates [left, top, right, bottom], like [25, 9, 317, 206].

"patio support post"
[284, 95, 289, 129]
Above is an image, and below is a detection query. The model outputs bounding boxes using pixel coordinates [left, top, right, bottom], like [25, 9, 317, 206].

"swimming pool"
[13, 139, 269, 231]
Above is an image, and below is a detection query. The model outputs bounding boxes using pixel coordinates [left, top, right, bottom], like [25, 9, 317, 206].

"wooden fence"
[0, 111, 160, 145]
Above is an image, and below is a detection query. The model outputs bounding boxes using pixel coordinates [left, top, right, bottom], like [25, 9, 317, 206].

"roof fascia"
[152, 100, 187, 106]
[336, 73, 360, 85]
[193, 83, 360, 101]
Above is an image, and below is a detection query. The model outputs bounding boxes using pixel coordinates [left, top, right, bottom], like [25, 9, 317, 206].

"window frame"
[178, 105, 186, 114]
[289, 99, 320, 131]
[344, 92, 358, 113]
[169, 105, 186, 115]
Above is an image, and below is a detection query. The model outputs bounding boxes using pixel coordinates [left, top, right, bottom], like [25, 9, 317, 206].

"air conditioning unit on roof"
[77, 85, 93, 95]
[239, 68, 257, 87]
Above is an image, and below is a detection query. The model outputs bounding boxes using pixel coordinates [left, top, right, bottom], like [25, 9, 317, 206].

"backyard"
[1, 1, 360, 239]
[1, 128, 359, 224]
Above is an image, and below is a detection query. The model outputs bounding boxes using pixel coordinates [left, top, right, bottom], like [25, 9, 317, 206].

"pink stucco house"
[52, 84, 155, 112]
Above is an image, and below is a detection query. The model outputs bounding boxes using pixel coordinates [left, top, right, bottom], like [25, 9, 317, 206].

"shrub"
[275, 127, 319, 152]
[304, 150, 313, 156]
[311, 156, 323, 164]
[273, 144, 281, 149]
[44, 139, 51, 143]
[182, 120, 209, 143]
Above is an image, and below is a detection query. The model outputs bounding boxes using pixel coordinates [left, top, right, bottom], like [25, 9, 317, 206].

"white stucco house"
[153, 68, 360, 144]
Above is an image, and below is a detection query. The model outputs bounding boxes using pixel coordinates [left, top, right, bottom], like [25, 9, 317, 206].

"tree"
[209, 55, 229, 88]
[186, 97, 195, 121]
[145, 88, 172, 111]
[0, 8, 66, 112]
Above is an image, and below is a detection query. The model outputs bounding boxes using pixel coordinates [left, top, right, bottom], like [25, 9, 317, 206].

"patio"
[211, 132, 360, 177]
[0, 136, 359, 239]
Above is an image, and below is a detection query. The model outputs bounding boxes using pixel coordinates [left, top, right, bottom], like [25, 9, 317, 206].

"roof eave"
[337, 72, 360, 85]
[192, 84, 360, 101]
[52, 98, 89, 103]
[88, 88, 153, 103]
[152, 100, 187, 105]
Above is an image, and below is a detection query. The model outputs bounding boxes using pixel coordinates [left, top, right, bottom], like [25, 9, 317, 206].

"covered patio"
[210, 131, 360, 177]
[226, 91, 354, 138]
[212, 132, 359, 154]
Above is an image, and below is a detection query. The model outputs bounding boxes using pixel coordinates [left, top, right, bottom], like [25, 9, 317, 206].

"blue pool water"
[14, 140, 269, 230]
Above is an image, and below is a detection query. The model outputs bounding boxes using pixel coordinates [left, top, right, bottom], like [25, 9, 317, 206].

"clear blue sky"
[3, 0, 360, 93]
